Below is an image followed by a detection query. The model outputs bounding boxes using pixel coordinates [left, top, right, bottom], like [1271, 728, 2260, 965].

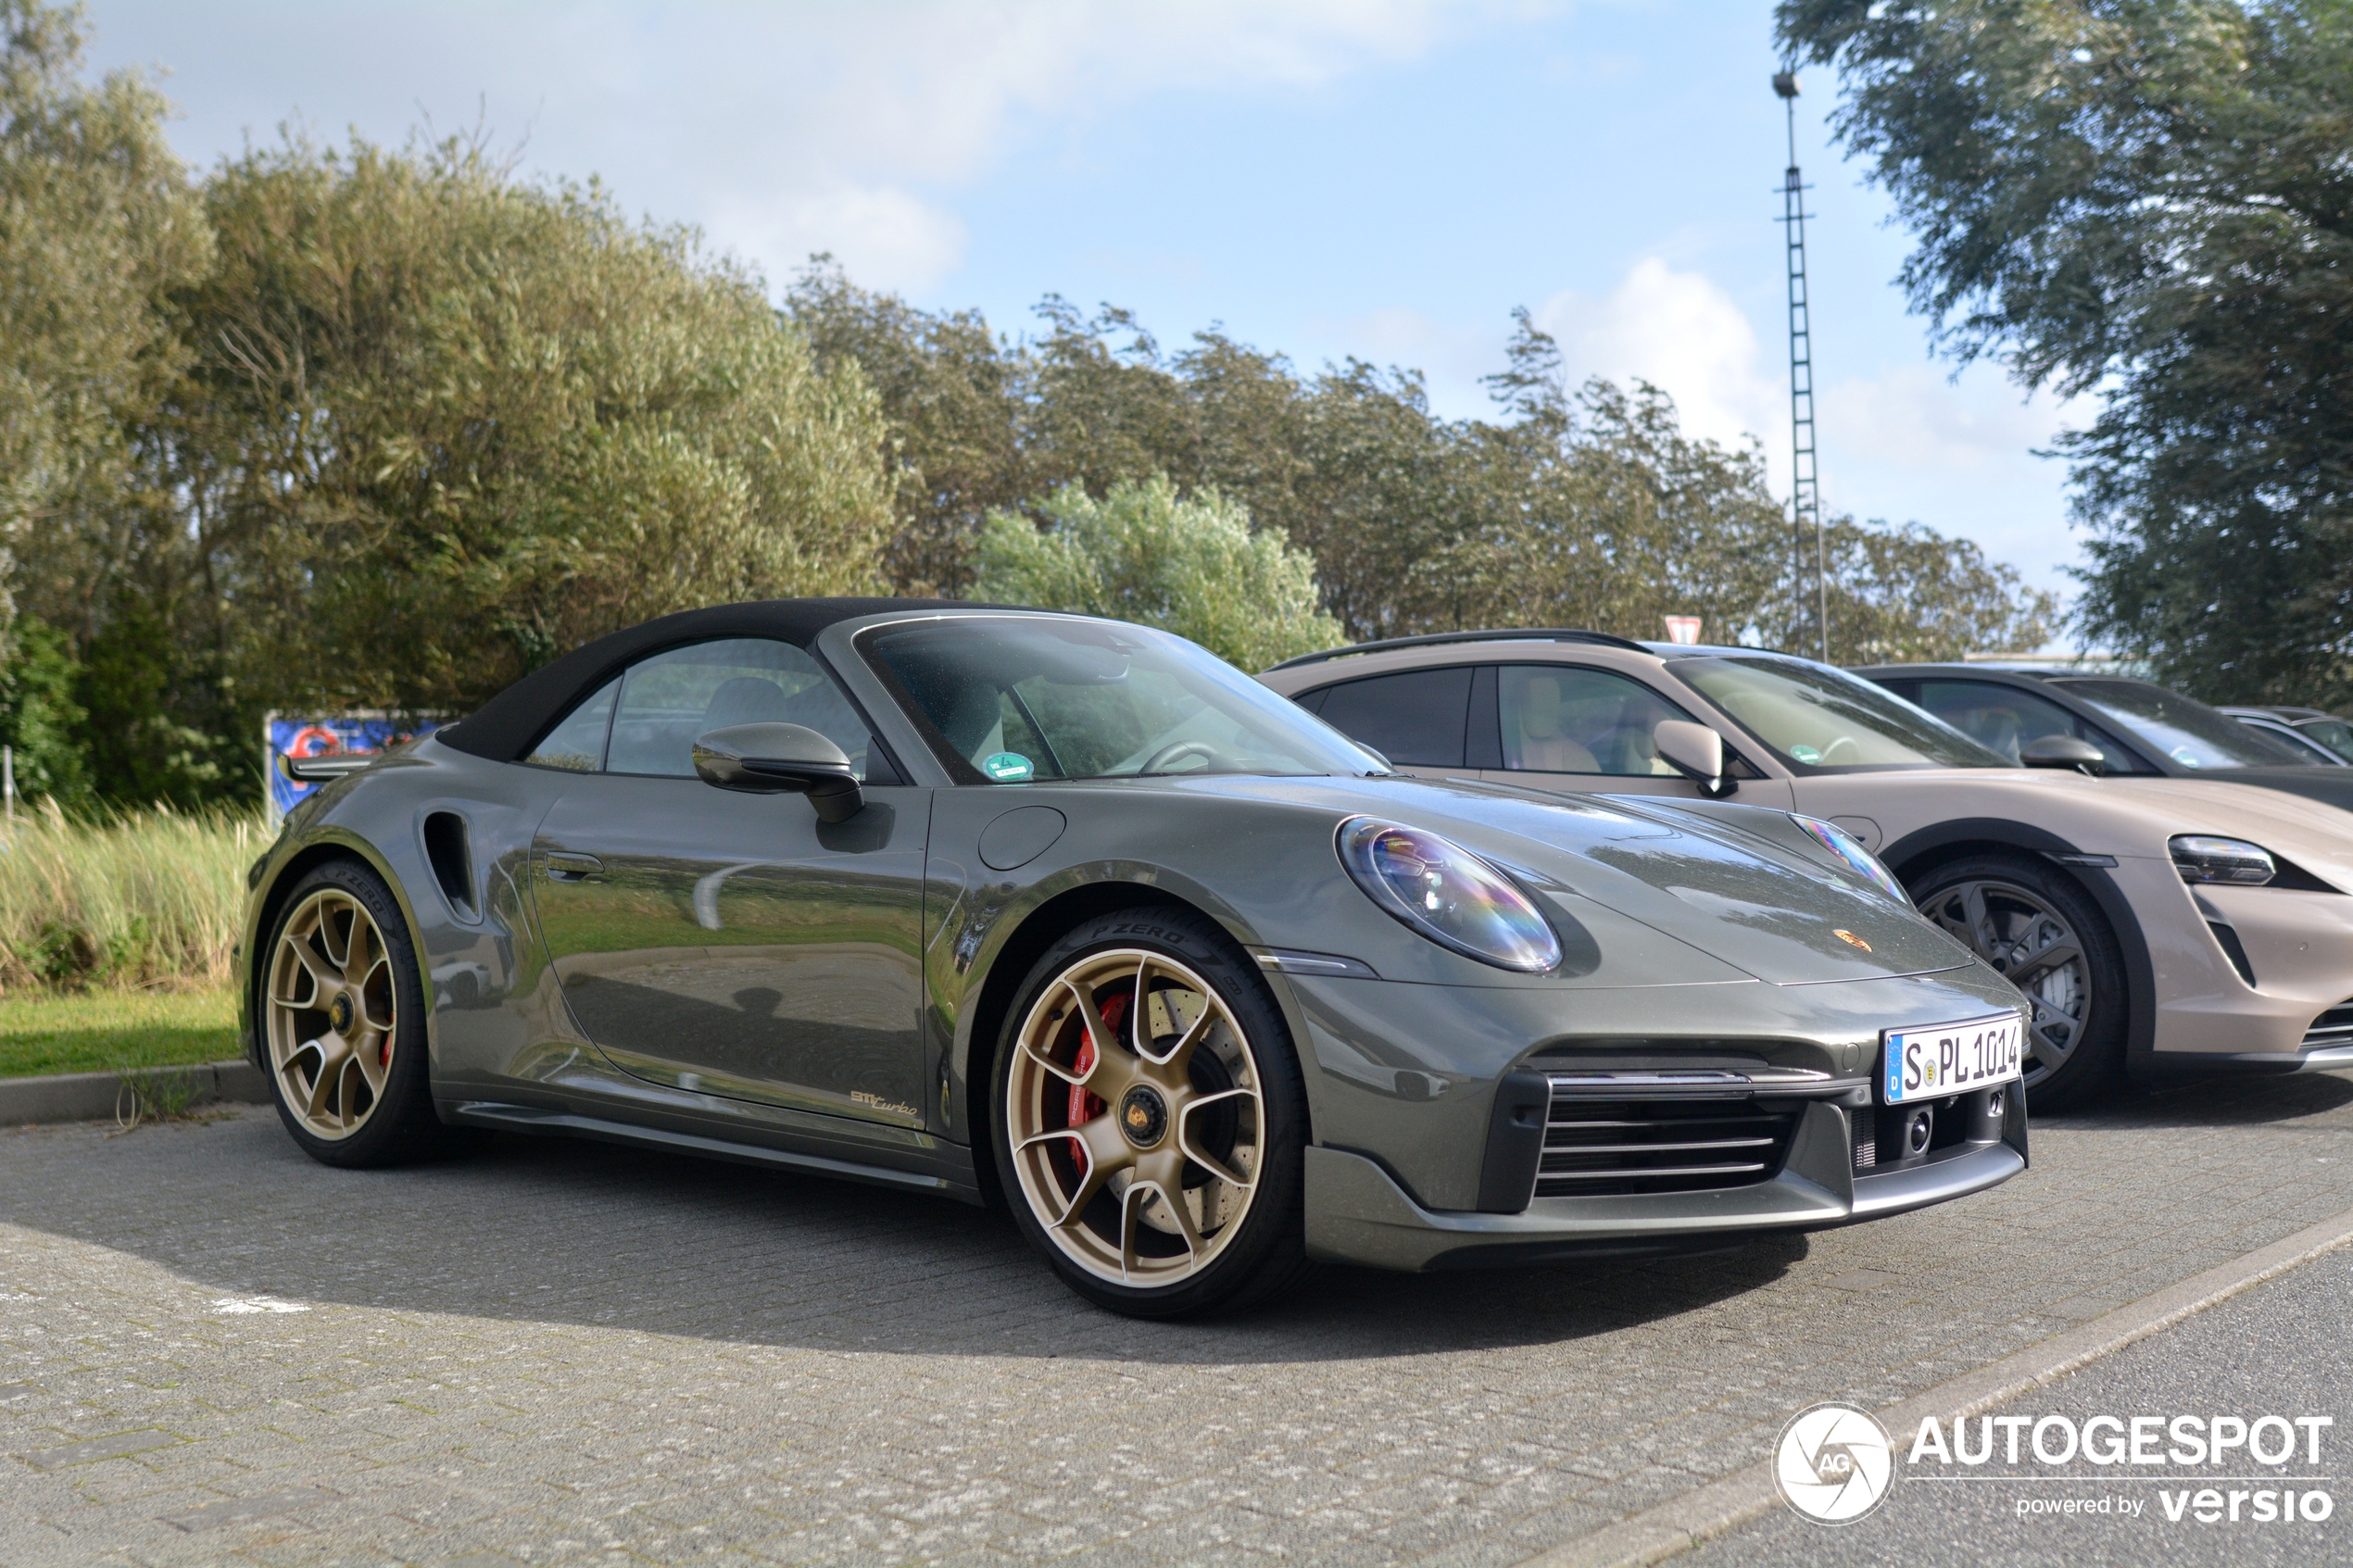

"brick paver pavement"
[4, 1070, 2352, 1567]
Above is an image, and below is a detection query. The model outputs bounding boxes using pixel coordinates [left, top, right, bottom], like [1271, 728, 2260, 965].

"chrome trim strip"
[1254, 947, 1380, 980]
[1543, 1137, 1776, 1155]
[1547, 1068, 1842, 1098]
[1541, 1161, 1769, 1182]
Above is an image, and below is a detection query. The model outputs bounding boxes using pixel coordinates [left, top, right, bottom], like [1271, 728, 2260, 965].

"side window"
[1308, 668, 1472, 767]
[524, 677, 619, 771]
[1498, 665, 1696, 776]
[604, 638, 879, 780]
[1914, 680, 2149, 772]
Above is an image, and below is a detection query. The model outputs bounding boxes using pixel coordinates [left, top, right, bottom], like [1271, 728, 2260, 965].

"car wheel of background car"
[994, 907, 1312, 1317]
[261, 859, 455, 1167]
[1909, 854, 2127, 1112]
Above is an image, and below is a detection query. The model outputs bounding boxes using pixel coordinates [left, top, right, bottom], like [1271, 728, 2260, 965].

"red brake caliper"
[1067, 991, 1125, 1167]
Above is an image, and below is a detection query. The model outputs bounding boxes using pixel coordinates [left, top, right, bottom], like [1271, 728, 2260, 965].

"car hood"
[1147, 772, 1982, 986]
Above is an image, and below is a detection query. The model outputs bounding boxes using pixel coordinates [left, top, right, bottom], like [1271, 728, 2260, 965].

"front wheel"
[260, 859, 459, 1166]
[1910, 854, 2127, 1112]
[993, 908, 1313, 1317]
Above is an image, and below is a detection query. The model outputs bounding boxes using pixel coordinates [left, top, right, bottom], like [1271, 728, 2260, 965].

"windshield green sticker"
[1789, 744, 1821, 764]
[982, 751, 1035, 782]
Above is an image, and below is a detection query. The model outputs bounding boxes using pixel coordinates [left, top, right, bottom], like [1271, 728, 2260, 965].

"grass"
[0, 987, 239, 1078]
[0, 802, 262, 991]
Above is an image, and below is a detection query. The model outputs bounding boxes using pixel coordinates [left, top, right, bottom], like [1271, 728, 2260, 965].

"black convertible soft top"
[434, 597, 966, 762]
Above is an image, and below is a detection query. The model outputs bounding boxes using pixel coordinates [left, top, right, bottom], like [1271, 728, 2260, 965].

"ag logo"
[1774, 1402, 1894, 1524]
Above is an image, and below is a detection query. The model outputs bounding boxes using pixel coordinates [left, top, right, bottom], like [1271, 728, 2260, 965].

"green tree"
[0, 0, 208, 803]
[974, 477, 1343, 670]
[0, 617, 87, 805]
[1778, 0, 2353, 703]
[1818, 517, 2059, 663]
[154, 134, 897, 724]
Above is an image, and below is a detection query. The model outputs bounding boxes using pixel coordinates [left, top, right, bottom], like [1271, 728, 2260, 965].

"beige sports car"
[1261, 631, 2353, 1110]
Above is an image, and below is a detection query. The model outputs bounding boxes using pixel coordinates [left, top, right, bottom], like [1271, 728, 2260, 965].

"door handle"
[543, 851, 603, 882]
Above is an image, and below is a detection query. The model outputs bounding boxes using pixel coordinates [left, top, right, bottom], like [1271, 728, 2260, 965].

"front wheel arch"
[246, 834, 435, 1074]
[958, 884, 1209, 1199]
[1888, 829, 2158, 1082]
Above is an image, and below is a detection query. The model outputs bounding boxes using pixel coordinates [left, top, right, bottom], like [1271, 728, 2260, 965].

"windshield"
[2056, 680, 2311, 770]
[1675, 656, 2007, 771]
[859, 615, 1382, 784]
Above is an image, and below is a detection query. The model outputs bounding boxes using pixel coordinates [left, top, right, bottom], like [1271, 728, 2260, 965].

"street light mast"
[1773, 68, 1826, 661]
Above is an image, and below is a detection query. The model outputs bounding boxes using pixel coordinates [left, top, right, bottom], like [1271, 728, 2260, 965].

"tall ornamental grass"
[0, 803, 261, 992]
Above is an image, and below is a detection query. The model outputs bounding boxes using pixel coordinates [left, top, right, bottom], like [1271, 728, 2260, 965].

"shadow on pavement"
[2039, 1065, 2353, 1131]
[0, 1108, 1810, 1364]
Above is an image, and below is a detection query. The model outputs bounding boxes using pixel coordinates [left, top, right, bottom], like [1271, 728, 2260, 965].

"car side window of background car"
[603, 638, 877, 780]
[523, 676, 620, 771]
[1497, 665, 1695, 776]
[1913, 680, 2151, 773]
[1307, 668, 1471, 767]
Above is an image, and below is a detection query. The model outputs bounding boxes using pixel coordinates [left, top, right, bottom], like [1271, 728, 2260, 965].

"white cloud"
[1522, 257, 2089, 603]
[1819, 363, 2087, 477]
[94, 0, 1513, 295]
[1532, 257, 1787, 465]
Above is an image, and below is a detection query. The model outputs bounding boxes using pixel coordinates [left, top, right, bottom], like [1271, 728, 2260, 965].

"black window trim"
[514, 634, 910, 787]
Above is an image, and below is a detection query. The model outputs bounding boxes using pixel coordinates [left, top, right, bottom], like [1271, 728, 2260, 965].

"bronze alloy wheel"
[1004, 947, 1266, 1288]
[266, 886, 400, 1139]
[1917, 876, 2089, 1091]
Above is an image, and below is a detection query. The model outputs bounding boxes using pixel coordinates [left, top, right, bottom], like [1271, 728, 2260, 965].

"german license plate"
[1882, 1013, 2024, 1105]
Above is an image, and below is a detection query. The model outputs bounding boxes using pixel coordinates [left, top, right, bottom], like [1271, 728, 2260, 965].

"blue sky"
[83, 0, 2090, 630]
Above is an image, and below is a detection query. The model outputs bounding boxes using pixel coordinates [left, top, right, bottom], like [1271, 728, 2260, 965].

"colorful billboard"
[264, 712, 442, 819]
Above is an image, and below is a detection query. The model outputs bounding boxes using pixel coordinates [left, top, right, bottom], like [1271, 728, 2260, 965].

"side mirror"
[692, 722, 865, 822]
[2019, 734, 2107, 776]
[1655, 720, 1735, 797]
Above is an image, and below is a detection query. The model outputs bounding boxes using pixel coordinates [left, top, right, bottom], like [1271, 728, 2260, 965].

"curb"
[0, 1060, 270, 1125]
[1517, 1199, 2353, 1568]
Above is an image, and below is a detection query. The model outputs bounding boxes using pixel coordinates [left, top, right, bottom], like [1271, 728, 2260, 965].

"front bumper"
[1302, 1092, 2028, 1272]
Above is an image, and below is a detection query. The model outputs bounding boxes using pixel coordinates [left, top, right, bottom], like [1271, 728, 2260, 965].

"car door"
[1479, 661, 1792, 804]
[524, 637, 932, 1127]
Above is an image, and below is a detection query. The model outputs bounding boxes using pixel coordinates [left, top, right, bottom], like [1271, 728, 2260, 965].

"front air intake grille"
[2305, 997, 2353, 1049]
[1536, 1095, 1803, 1198]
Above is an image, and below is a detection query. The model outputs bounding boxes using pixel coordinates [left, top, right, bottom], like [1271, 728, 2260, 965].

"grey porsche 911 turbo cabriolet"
[244, 599, 2030, 1315]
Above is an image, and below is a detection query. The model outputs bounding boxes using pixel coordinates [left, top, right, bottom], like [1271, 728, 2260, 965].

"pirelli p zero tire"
[1910, 853, 2127, 1113]
[993, 907, 1314, 1318]
[259, 859, 455, 1167]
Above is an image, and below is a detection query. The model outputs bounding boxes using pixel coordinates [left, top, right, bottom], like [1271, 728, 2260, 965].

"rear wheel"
[994, 908, 1312, 1317]
[1910, 854, 2126, 1112]
[260, 860, 456, 1166]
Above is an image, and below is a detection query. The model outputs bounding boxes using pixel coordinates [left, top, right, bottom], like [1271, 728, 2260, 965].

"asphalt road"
[1679, 1243, 2353, 1567]
[4, 1067, 2353, 1566]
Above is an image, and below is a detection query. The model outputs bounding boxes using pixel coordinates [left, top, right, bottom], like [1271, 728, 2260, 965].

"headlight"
[1337, 818, 1561, 972]
[1791, 814, 1908, 904]
[2171, 835, 2276, 885]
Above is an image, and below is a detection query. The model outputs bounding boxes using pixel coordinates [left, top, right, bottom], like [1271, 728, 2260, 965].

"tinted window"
[1310, 669, 1472, 767]
[1914, 680, 2151, 773]
[2300, 718, 2353, 761]
[862, 617, 1374, 784]
[1498, 665, 1696, 775]
[1676, 656, 2004, 770]
[2055, 679, 2309, 770]
[605, 639, 876, 780]
[524, 677, 619, 771]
